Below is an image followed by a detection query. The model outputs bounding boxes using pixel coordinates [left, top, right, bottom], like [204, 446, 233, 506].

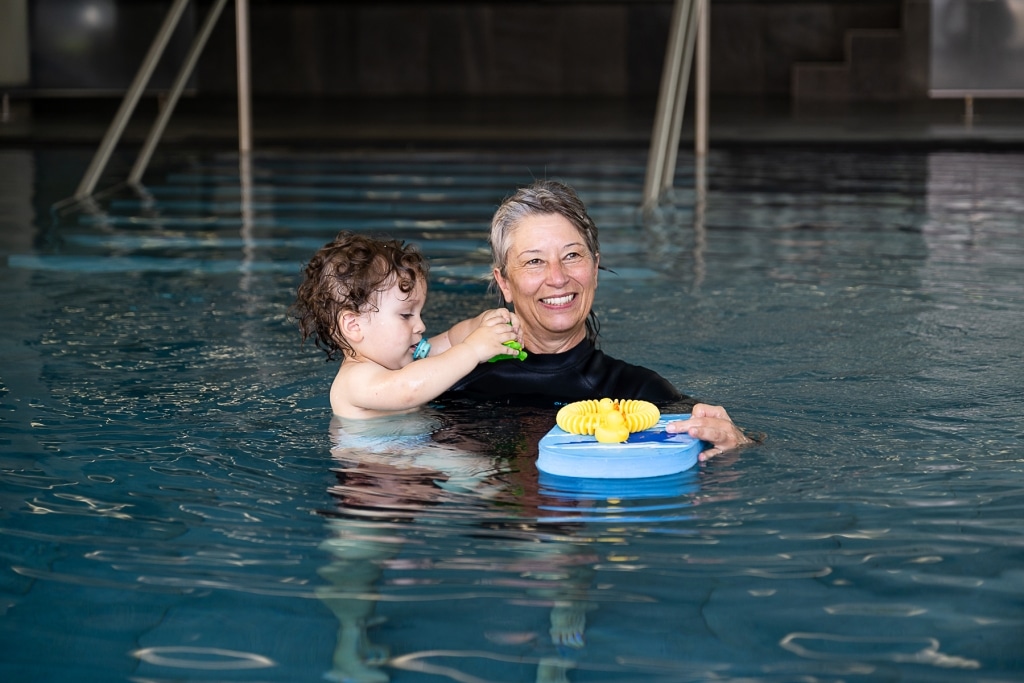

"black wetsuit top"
[442, 339, 683, 407]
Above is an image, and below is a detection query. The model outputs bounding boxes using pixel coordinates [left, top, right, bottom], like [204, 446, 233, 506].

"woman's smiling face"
[493, 213, 599, 354]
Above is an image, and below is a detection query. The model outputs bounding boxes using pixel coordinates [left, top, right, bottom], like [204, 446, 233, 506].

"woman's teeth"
[542, 294, 574, 305]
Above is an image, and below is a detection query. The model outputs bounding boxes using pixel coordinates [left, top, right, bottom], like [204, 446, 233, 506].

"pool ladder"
[58, 0, 251, 210]
[62, 0, 706, 212]
[645, 0, 709, 212]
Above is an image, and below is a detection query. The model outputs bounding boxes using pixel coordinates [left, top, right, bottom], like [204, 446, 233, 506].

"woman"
[446, 179, 751, 460]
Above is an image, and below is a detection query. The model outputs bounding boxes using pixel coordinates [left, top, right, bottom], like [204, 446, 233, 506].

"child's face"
[356, 279, 427, 370]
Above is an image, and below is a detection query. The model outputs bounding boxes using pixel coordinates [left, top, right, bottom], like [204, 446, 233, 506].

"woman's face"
[493, 213, 599, 354]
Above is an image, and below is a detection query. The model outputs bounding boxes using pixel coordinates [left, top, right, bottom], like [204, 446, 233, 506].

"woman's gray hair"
[489, 179, 602, 340]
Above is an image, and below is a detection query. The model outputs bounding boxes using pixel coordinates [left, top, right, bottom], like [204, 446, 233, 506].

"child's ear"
[339, 311, 363, 342]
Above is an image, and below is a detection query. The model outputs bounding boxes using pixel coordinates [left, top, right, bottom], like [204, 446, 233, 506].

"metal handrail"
[695, 0, 709, 157]
[643, 0, 708, 211]
[67, 0, 692, 211]
[129, 0, 231, 184]
[66, 0, 251, 205]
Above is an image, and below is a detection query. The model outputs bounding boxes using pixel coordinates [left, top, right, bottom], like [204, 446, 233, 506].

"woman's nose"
[546, 260, 570, 286]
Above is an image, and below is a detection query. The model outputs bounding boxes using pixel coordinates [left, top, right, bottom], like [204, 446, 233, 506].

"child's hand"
[507, 311, 522, 344]
[461, 309, 520, 362]
[431, 308, 519, 357]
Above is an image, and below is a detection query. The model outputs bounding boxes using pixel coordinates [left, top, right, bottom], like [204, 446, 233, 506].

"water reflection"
[316, 406, 705, 682]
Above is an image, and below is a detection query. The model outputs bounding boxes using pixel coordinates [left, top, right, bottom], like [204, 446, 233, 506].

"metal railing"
[64, 0, 251, 206]
[643, 0, 708, 212]
[63, 0, 704, 213]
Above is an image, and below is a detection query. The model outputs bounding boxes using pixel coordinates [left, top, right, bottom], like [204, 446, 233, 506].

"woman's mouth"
[540, 293, 575, 306]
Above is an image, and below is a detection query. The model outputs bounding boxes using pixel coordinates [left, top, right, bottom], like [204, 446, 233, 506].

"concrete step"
[793, 28, 907, 101]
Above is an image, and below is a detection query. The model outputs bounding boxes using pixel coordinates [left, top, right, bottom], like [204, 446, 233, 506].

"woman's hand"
[665, 403, 752, 461]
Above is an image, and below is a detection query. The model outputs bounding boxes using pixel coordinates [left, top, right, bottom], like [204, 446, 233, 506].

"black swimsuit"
[443, 339, 683, 407]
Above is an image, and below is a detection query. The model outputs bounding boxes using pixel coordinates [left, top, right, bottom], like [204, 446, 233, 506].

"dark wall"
[711, 1, 902, 95]
[196, 1, 902, 98]
[24, 1, 906, 99]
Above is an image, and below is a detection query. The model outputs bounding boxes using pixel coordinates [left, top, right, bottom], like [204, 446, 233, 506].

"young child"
[293, 231, 521, 419]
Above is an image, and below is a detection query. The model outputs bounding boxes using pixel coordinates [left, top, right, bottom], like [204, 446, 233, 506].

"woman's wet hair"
[292, 232, 427, 361]
[489, 179, 602, 340]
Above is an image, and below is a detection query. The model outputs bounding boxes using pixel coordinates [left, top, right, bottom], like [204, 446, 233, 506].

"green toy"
[489, 339, 527, 363]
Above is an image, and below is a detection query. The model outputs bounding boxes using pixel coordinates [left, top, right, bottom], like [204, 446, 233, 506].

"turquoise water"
[1, 147, 1023, 682]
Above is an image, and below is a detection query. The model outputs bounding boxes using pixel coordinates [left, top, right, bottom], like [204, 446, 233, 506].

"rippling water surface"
[1, 147, 1022, 682]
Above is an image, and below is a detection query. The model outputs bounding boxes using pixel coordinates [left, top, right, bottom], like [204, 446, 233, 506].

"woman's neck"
[522, 328, 587, 355]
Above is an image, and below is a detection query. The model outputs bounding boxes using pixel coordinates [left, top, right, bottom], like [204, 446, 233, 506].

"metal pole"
[236, 0, 252, 154]
[239, 151, 255, 280]
[659, 0, 699, 194]
[692, 151, 707, 290]
[643, 0, 690, 210]
[695, 0, 709, 157]
[74, 0, 192, 200]
[130, 0, 230, 184]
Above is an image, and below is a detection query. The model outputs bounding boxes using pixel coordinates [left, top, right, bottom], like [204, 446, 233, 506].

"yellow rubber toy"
[555, 398, 661, 443]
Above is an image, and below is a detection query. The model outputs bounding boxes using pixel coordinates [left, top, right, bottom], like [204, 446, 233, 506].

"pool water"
[1, 146, 1023, 682]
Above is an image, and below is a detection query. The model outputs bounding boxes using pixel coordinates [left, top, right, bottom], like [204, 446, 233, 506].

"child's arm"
[338, 310, 520, 414]
[427, 309, 519, 356]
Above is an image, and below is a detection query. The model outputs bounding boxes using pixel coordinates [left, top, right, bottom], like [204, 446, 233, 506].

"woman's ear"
[493, 268, 513, 302]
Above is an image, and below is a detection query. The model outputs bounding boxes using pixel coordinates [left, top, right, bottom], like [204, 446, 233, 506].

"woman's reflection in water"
[315, 406, 682, 683]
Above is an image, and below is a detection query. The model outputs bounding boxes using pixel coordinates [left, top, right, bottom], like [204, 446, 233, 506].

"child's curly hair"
[291, 232, 428, 361]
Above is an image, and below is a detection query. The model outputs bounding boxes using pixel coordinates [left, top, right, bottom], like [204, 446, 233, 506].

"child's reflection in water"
[316, 412, 593, 683]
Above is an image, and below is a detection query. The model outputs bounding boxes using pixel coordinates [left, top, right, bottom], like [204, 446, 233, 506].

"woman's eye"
[564, 252, 583, 261]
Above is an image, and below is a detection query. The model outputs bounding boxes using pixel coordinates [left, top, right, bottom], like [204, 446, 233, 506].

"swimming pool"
[1, 145, 1022, 682]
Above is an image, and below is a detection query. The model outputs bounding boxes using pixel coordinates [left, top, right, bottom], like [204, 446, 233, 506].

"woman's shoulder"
[580, 344, 683, 402]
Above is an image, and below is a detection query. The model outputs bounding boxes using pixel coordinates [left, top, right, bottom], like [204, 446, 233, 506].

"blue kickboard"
[537, 413, 700, 479]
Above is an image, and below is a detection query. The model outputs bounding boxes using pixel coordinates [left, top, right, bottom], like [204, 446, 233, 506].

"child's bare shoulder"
[330, 361, 369, 417]
[333, 359, 368, 390]
[332, 358, 389, 399]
